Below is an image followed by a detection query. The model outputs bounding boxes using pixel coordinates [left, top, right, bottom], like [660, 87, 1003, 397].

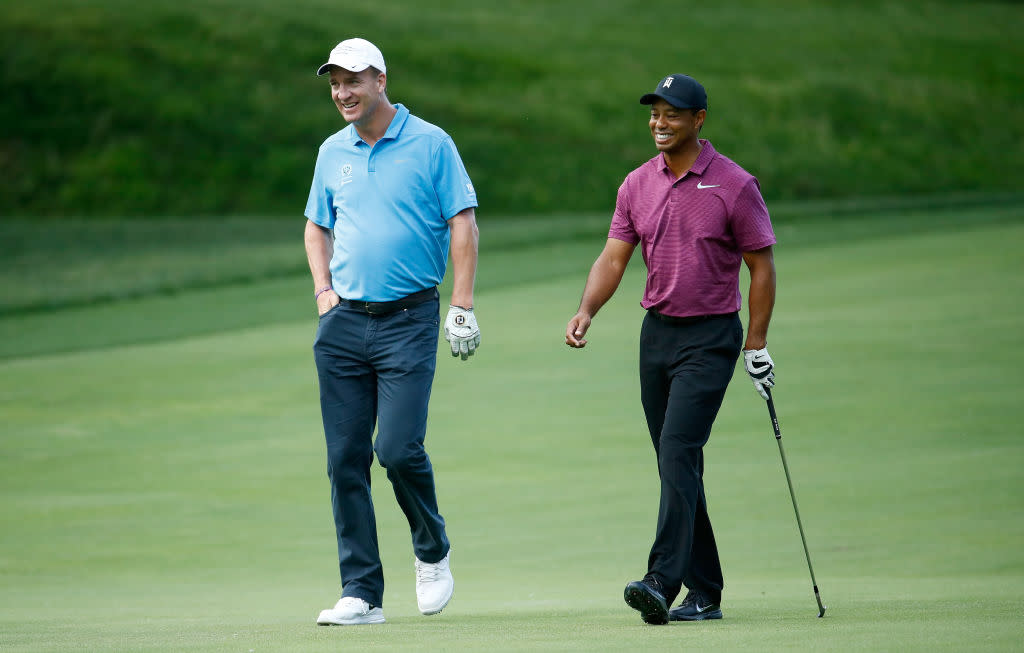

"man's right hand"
[316, 290, 339, 316]
[565, 313, 592, 348]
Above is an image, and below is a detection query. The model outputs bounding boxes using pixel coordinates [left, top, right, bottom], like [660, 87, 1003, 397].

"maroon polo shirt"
[609, 139, 776, 318]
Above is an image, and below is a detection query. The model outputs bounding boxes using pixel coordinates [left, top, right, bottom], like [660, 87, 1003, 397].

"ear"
[694, 109, 707, 130]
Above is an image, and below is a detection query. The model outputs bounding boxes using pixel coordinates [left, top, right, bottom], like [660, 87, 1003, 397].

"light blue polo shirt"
[305, 104, 478, 301]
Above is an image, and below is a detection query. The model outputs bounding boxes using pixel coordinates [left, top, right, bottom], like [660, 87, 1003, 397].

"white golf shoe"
[316, 596, 385, 626]
[415, 551, 454, 615]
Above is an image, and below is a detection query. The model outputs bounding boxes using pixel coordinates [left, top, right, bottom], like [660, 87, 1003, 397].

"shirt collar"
[383, 103, 410, 141]
[657, 138, 716, 176]
[345, 103, 411, 146]
[691, 139, 715, 175]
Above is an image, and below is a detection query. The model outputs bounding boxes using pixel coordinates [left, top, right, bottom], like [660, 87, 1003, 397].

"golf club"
[765, 388, 827, 618]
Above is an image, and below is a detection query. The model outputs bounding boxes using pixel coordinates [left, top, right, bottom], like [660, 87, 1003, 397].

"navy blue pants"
[312, 296, 449, 608]
[638, 311, 742, 606]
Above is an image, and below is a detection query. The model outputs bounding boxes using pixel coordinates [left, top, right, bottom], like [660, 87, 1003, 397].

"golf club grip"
[766, 388, 781, 439]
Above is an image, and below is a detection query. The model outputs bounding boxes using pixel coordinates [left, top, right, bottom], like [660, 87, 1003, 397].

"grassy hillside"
[1, 211, 1021, 651]
[2, 0, 1022, 216]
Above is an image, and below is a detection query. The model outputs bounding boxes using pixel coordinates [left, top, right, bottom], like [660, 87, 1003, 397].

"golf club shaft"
[765, 388, 827, 618]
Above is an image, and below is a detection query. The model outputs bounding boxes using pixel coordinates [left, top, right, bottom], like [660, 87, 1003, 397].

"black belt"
[648, 309, 737, 325]
[339, 287, 438, 315]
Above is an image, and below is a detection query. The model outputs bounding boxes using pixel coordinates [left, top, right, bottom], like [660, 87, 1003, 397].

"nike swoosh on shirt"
[696, 182, 720, 189]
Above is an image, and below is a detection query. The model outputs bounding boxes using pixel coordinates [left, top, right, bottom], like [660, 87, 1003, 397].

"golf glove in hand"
[444, 305, 480, 360]
[743, 347, 775, 400]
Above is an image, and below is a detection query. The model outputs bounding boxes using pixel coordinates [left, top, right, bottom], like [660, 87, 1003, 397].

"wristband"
[314, 286, 332, 299]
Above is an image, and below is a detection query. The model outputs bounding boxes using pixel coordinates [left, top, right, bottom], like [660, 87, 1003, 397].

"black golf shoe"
[669, 589, 723, 621]
[624, 577, 669, 625]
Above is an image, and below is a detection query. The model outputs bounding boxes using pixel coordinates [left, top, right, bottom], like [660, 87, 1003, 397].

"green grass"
[1, 208, 1023, 651]
[2, 192, 1020, 321]
[2, 0, 1023, 216]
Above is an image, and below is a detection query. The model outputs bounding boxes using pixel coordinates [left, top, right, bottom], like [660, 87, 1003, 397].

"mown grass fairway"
[1, 209, 1022, 651]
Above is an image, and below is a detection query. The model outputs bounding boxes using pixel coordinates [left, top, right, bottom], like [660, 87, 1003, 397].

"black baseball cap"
[640, 74, 707, 111]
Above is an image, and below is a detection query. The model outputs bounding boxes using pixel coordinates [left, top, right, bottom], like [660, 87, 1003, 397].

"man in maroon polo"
[565, 73, 777, 625]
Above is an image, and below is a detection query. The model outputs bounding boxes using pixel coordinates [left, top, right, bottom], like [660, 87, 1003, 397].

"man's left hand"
[444, 306, 480, 360]
[742, 348, 775, 400]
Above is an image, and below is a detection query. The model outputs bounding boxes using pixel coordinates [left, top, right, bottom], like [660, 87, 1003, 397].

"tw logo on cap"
[640, 73, 708, 111]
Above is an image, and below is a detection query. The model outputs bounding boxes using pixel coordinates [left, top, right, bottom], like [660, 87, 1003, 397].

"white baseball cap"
[316, 38, 386, 76]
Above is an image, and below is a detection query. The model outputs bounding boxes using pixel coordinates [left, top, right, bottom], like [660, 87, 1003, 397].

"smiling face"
[328, 66, 385, 126]
[648, 99, 705, 154]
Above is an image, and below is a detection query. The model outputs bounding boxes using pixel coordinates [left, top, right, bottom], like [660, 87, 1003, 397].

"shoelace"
[642, 576, 664, 596]
[678, 590, 698, 608]
[415, 560, 442, 583]
[337, 597, 368, 613]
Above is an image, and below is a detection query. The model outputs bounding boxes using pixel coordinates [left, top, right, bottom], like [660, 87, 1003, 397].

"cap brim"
[640, 92, 695, 109]
[317, 60, 372, 76]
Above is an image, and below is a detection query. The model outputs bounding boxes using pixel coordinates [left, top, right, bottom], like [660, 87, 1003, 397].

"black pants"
[638, 311, 742, 606]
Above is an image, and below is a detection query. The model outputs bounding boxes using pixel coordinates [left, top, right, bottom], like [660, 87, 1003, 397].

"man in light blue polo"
[304, 37, 481, 626]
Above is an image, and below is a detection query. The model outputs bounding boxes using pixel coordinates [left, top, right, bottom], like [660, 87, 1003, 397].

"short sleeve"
[608, 176, 640, 245]
[304, 149, 335, 229]
[730, 177, 776, 252]
[433, 136, 478, 219]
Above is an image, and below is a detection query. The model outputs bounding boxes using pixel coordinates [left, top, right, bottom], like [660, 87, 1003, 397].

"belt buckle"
[365, 302, 386, 315]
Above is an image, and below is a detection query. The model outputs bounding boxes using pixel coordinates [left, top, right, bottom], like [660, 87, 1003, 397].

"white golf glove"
[743, 347, 775, 400]
[444, 305, 480, 360]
